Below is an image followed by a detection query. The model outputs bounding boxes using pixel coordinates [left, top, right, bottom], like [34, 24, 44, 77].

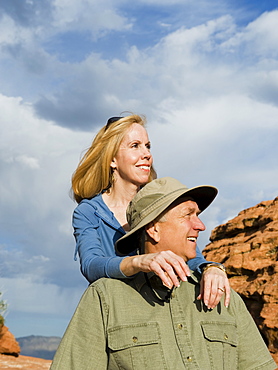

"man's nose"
[194, 217, 206, 231]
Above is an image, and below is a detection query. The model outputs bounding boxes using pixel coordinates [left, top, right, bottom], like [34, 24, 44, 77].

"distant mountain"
[16, 335, 61, 360]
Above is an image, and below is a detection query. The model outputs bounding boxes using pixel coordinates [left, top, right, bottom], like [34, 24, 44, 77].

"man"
[51, 177, 276, 370]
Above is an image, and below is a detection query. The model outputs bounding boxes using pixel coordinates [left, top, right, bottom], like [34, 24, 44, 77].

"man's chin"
[185, 252, 197, 261]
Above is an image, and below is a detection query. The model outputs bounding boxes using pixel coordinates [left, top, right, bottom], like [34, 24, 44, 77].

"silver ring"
[218, 287, 225, 292]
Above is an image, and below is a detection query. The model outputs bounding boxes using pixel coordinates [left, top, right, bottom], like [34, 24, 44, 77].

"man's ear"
[145, 221, 160, 243]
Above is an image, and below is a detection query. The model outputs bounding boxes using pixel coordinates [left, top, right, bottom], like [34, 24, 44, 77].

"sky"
[0, 0, 278, 339]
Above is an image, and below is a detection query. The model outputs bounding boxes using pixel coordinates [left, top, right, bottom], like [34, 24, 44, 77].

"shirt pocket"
[107, 322, 167, 370]
[201, 321, 238, 370]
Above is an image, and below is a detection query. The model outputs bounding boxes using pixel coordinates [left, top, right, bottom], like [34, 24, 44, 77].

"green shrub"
[0, 292, 7, 326]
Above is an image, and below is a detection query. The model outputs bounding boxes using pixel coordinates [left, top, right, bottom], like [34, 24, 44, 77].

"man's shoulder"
[228, 288, 249, 310]
[89, 276, 134, 291]
[85, 277, 140, 309]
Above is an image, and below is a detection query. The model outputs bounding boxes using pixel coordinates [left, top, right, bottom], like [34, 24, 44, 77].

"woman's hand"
[198, 266, 230, 309]
[120, 251, 191, 288]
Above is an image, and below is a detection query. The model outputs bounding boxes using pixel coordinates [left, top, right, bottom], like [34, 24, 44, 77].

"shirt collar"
[133, 270, 200, 302]
[82, 194, 126, 234]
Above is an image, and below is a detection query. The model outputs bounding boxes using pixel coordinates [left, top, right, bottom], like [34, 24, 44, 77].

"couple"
[51, 176, 275, 369]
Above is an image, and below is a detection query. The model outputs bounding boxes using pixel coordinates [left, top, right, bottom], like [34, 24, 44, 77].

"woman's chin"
[134, 175, 150, 187]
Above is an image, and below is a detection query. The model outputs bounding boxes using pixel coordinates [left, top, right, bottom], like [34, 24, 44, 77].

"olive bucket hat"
[115, 177, 218, 255]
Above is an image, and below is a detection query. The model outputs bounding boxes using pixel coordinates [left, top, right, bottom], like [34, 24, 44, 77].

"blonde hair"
[71, 114, 156, 203]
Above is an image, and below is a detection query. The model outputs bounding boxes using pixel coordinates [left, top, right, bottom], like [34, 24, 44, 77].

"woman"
[72, 114, 230, 309]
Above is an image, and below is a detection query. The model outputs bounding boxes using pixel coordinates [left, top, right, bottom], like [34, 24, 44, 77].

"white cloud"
[1, 276, 87, 337]
[32, 10, 278, 131]
[0, 0, 131, 45]
[221, 10, 278, 58]
[137, 0, 189, 4]
[14, 155, 40, 169]
[0, 14, 20, 45]
[52, 0, 132, 37]
[1, 277, 84, 315]
[0, 93, 96, 288]
[148, 92, 278, 228]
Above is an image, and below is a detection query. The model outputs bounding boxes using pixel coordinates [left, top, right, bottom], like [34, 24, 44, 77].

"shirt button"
[132, 336, 138, 343]
[224, 334, 228, 340]
[177, 323, 183, 329]
[187, 356, 192, 362]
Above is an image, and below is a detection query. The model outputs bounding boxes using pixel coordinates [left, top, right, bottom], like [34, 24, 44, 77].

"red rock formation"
[0, 325, 20, 357]
[203, 197, 278, 364]
[0, 326, 52, 369]
[0, 354, 51, 369]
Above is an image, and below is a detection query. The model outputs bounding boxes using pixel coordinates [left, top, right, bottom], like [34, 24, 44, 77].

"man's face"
[154, 199, 206, 261]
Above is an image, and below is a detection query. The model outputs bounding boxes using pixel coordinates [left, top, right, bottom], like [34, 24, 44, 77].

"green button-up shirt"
[51, 272, 276, 370]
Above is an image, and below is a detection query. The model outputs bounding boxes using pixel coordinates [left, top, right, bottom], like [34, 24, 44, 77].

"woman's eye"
[146, 143, 151, 149]
[131, 143, 139, 148]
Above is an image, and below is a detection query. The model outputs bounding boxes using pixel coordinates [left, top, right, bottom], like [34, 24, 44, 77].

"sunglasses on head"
[104, 116, 123, 131]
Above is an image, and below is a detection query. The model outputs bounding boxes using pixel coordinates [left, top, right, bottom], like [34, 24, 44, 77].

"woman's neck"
[102, 181, 139, 230]
[103, 179, 139, 206]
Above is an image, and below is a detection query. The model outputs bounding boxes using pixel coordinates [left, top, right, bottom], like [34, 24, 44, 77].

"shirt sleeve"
[231, 290, 277, 370]
[73, 203, 127, 283]
[50, 286, 108, 370]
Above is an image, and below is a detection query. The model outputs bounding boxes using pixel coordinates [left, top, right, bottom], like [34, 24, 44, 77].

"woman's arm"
[120, 251, 191, 288]
[73, 202, 127, 283]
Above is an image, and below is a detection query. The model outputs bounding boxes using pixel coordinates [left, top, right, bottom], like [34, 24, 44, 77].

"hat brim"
[115, 185, 217, 256]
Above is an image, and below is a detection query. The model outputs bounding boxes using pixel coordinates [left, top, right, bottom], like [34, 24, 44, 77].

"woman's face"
[112, 123, 153, 188]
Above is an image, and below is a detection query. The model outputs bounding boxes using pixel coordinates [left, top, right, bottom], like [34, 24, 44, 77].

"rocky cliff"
[0, 328, 54, 369]
[0, 325, 20, 356]
[203, 197, 278, 364]
[0, 353, 51, 369]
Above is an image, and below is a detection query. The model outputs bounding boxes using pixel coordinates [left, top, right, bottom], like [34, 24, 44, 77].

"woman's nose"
[142, 147, 152, 160]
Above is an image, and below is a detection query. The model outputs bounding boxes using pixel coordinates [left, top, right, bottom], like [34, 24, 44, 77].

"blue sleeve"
[187, 245, 212, 274]
[73, 203, 127, 283]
